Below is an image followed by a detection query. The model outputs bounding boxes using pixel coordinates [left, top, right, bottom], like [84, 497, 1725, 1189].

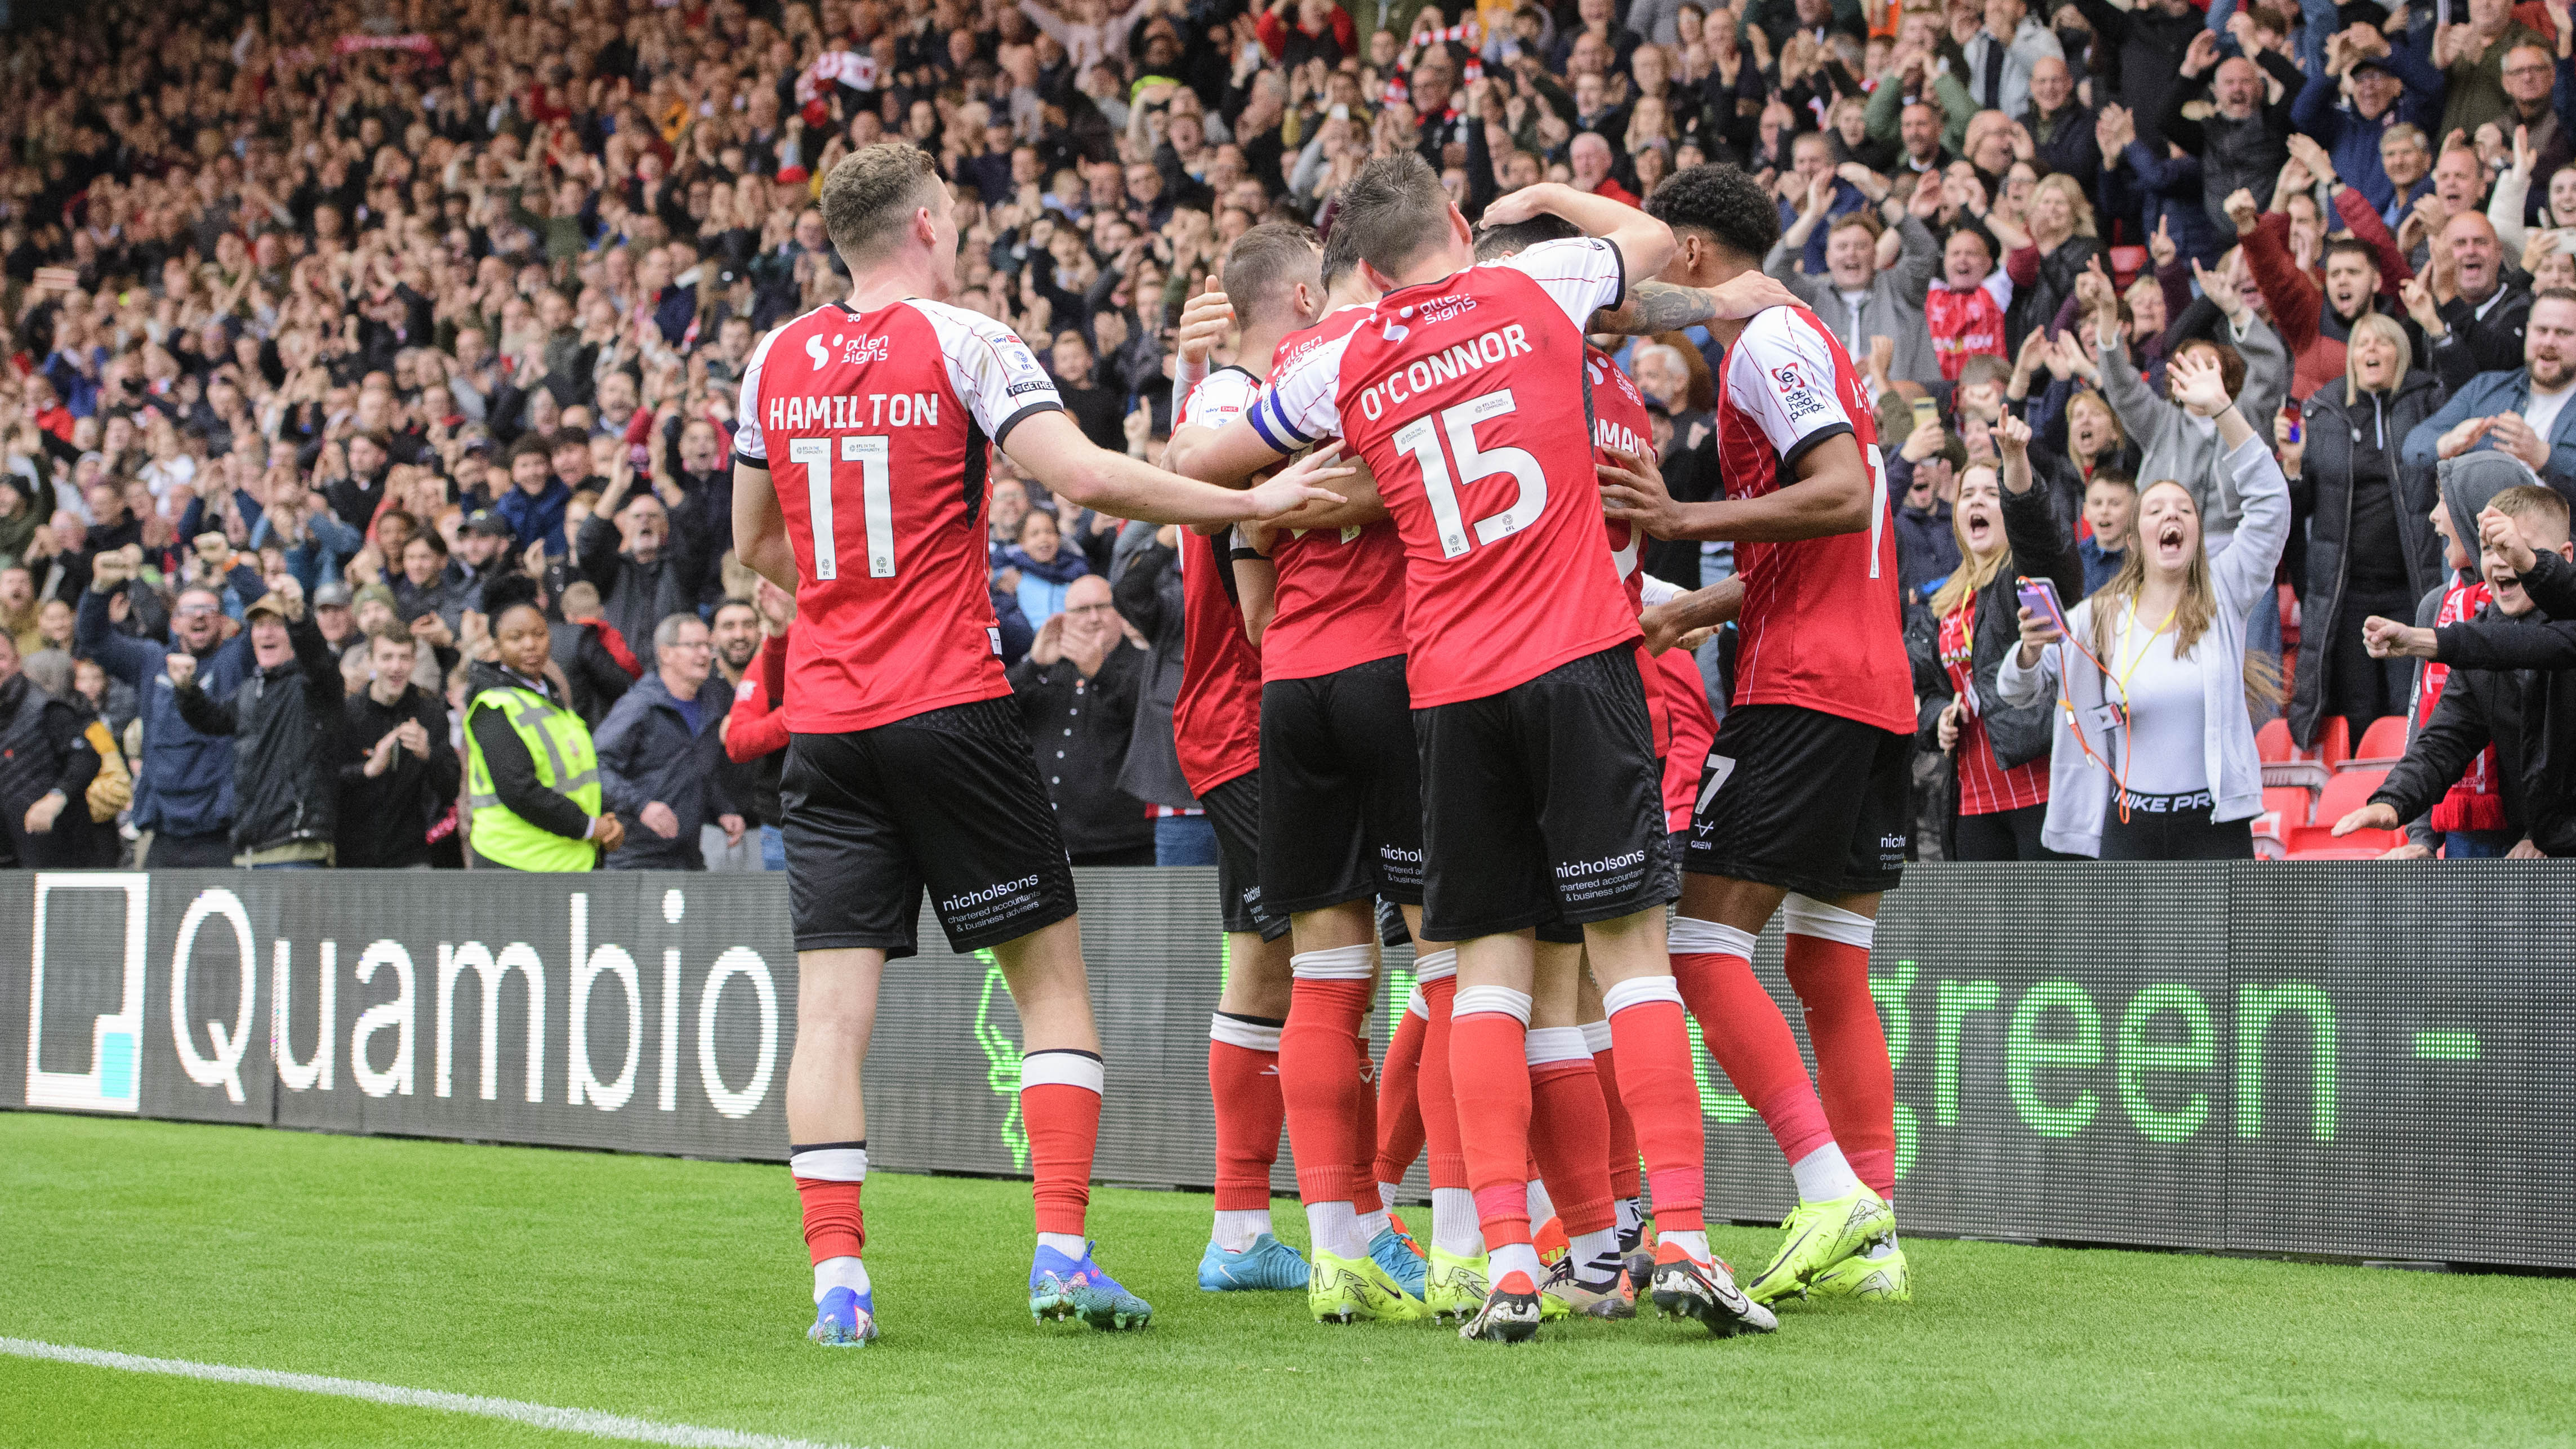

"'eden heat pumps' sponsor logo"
[23, 876, 783, 1122]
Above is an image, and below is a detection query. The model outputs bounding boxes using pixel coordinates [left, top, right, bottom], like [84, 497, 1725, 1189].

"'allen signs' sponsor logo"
[23, 876, 782, 1122]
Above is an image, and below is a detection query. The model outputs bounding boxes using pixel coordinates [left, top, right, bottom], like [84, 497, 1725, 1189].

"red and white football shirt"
[735, 297, 1062, 733]
[1586, 343, 1670, 755]
[1714, 306, 1912, 735]
[1170, 365, 1268, 795]
[1246, 237, 1639, 707]
[1256, 307, 1409, 683]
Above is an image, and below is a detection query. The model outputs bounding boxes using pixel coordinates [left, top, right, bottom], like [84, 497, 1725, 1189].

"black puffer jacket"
[173, 608, 343, 857]
[1909, 478, 2085, 772]
[2289, 371, 2449, 748]
[2369, 550, 2576, 856]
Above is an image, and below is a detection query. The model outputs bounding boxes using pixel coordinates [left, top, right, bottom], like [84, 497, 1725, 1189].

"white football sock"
[814, 1255, 871, 1305]
[1615, 1198, 1644, 1241]
[1431, 1187, 1484, 1256]
[1211, 1208, 1271, 1252]
[1525, 1176, 1557, 1226]
[1488, 1241, 1544, 1286]
[1570, 1227, 1620, 1280]
[1790, 1143, 1865, 1203]
[1658, 1228, 1711, 1263]
[1037, 1232, 1089, 1262]
[1357, 1207, 1391, 1241]
[1305, 1200, 1369, 1260]
[1376, 1182, 1401, 1214]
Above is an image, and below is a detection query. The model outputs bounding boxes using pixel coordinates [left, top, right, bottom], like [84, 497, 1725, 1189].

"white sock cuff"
[1781, 894, 1875, 948]
[790, 1147, 868, 1182]
[1452, 984, 1532, 1024]
[1580, 1019, 1614, 1054]
[1405, 986, 1429, 1020]
[1412, 948, 1458, 982]
[1525, 1026, 1593, 1066]
[1020, 1049, 1104, 1094]
[1210, 1012, 1282, 1053]
[1601, 974, 1683, 1015]
[1291, 943, 1376, 979]
[1669, 916, 1757, 956]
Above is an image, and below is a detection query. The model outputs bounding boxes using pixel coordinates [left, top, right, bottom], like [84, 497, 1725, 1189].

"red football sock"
[1020, 1051, 1104, 1237]
[1590, 1032, 1643, 1202]
[1599, 979, 1705, 1233]
[1371, 997, 1427, 1189]
[1418, 971, 1467, 1191]
[1783, 904, 1896, 1198]
[1450, 990, 1535, 1249]
[1207, 1015, 1285, 1212]
[1673, 933, 1835, 1167]
[1351, 1032, 1383, 1216]
[789, 1142, 866, 1263]
[1525, 1029, 1615, 1238]
[1280, 958, 1372, 1207]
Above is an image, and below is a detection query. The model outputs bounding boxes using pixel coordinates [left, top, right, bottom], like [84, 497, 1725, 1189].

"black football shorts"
[781, 697, 1078, 957]
[1258, 653, 1426, 913]
[1414, 645, 1678, 942]
[1683, 702, 1910, 898]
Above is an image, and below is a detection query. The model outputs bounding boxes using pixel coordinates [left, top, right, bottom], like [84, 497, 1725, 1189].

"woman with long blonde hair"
[1915, 415, 2086, 859]
[1998, 349, 2290, 859]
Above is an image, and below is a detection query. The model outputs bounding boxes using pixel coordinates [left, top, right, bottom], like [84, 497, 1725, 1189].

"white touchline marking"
[0, 1337, 873, 1449]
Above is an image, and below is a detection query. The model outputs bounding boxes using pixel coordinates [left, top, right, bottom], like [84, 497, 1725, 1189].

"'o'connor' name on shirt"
[766, 392, 943, 432]
[1353, 323, 1534, 421]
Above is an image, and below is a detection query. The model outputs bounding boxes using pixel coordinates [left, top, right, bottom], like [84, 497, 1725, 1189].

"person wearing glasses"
[593, 610, 746, 871]
[75, 547, 262, 867]
[1008, 573, 1157, 866]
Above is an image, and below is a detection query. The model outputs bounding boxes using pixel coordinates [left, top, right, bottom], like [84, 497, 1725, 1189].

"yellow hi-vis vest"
[464, 684, 602, 872]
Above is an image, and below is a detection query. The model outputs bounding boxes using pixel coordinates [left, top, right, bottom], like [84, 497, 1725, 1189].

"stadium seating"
[2344, 715, 2411, 770]
[2259, 716, 2347, 792]
[2252, 784, 2316, 857]
[2285, 769, 2395, 857]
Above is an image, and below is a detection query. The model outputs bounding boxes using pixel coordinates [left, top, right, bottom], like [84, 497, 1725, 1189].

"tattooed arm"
[1583, 277, 1801, 336]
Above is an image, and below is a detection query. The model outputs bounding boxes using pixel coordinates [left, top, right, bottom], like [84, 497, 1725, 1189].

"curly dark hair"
[1644, 164, 1781, 266]
[480, 572, 545, 625]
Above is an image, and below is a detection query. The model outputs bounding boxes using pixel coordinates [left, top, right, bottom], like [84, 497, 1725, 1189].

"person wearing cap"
[168, 576, 345, 868]
[2289, 26, 2445, 219]
[313, 581, 361, 654]
[452, 509, 521, 612]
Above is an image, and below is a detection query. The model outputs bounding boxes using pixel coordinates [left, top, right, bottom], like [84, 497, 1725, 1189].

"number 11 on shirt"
[788, 434, 897, 579]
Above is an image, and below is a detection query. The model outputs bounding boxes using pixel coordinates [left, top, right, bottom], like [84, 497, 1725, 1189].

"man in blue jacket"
[2289, 34, 2443, 219]
[2403, 289, 2576, 507]
[75, 550, 260, 866]
[594, 612, 742, 871]
[492, 438, 573, 558]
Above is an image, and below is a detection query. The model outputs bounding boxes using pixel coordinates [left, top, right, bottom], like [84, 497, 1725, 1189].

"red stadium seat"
[2345, 715, 2410, 769]
[2262, 786, 2315, 828]
[2285, 824, 2399, 858]
[2251, 785, 2314, 859]
[2107, 244, 2147, 289]
[2262, 716, 2346, 791]
[2314, 768, 2388, 828]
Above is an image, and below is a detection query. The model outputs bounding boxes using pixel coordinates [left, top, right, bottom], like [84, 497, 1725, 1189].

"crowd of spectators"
[0, 0, 2572, 866]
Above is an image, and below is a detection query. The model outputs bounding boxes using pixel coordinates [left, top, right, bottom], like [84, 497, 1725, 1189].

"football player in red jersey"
[1168, 227, 1443, 1324]
[1603, 163, 1917, 1307]
[728, 145, 1348, 1347]
[1178, 154, 1795, 1342]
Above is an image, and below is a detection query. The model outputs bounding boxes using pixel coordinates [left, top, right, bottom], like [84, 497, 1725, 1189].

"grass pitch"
[3, 1112, 2570, 1448]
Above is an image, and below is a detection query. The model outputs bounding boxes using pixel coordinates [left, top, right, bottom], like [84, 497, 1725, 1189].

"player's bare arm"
[1002, 410, 1349, 527]
[731, 460, 799, 594]
[1231, 541, 1280, 645]
[1477, 180, 1677, 286]
[1639, 577, 1746, 654]
[1261, 454, 1389, 533]
[1602, 432, 1873, 542]
[1585, 275, 1804, 337]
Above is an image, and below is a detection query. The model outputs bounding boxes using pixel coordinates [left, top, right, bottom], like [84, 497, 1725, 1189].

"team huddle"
[732, 141, 1914, 1347]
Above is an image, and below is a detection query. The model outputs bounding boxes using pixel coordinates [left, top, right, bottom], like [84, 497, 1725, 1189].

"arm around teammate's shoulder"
[1002, 410, 1352, 528]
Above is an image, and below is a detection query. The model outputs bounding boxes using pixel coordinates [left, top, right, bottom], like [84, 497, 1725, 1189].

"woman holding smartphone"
[1996, 349, 2290, 860]
[1912, 414, 2086, 860]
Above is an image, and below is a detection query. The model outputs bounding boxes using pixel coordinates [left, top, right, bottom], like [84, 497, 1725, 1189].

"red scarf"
[2422, 576, 2508, 833]
[1923, 283, 2005, 380]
